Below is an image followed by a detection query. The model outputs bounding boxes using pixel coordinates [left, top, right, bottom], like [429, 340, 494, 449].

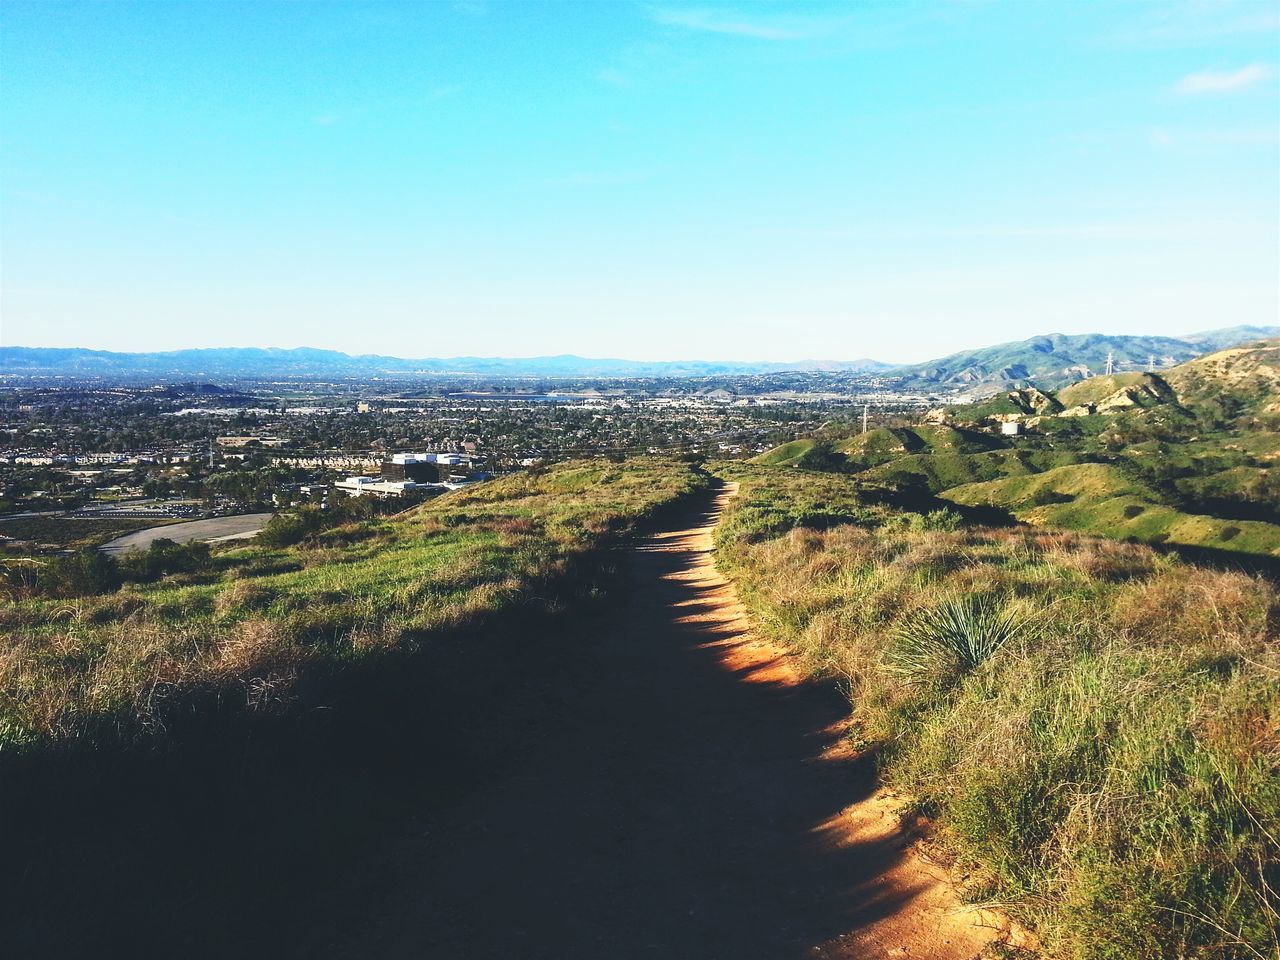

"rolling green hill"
[754, 426, 1007, 470]
[861, 449, 1082, 493]
[1165, 340, 1280, 423]
[753, 340, 1280, 558]
[1056, 371, 1176, 410]
[940, 463, 1280, 555]
[750, 438, 815, 465]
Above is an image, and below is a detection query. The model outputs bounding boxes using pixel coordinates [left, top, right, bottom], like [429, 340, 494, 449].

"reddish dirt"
[290, 483, 1002, 958]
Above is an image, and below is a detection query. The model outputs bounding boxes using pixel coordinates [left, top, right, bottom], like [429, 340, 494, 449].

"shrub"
[41, 548, 121, 597]
[885, 594, 1025, 690]
[118, 539, 213, 583]
[257, 507, 327, 547]
[712, 461, 1280, 959]
[1031, 487, 1075, 506]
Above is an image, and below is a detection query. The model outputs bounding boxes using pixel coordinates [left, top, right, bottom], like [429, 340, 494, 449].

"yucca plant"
[886, 594, 1025, 689]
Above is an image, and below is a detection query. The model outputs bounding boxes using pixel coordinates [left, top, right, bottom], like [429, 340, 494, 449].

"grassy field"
[712, 461, 1279, 960]
[0, 459, 709, 754]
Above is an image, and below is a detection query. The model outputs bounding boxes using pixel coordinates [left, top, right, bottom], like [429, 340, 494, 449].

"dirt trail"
[296, 483, 998, 958]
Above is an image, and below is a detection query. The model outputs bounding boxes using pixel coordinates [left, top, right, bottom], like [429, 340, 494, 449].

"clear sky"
[2, 1, 1277, 363]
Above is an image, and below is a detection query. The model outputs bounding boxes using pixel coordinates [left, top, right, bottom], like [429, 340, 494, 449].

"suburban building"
[381, 453, 441, 483]
[334, 476, 432, 499]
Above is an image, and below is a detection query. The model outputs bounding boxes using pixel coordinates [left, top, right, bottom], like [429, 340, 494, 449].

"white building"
[334, 476, 431, 499]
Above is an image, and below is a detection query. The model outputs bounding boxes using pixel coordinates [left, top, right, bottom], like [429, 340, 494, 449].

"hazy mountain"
[0, 346, 892, 381]
[893, 328, 1279, 394]
[3, 326, 1274, 386]
[1183, 325, 1280, 351]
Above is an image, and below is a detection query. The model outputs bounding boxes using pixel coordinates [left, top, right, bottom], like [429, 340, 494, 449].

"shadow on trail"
[7, 487, 923, 959]
[281, 488, 919, 960]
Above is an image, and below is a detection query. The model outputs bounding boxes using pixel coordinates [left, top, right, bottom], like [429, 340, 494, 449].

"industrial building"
[334, 476, 431, 499]
[381, 453, 442, 483]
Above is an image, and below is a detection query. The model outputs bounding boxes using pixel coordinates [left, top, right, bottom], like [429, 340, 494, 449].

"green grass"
[0, 459, 710, 753]
[940, 463, 1280, 555]
[949, 394, 1032, 420]
[750, 438, 815, 465]
[754, 426, 1008, 472]
[711, 461, 1279, 960]
[860, 449, 1082, 494]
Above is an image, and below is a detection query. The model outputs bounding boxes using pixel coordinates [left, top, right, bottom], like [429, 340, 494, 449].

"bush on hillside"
[886, 594, 1025, 690]
[117, 539, 213, 583]
[41, 549, 121, 598]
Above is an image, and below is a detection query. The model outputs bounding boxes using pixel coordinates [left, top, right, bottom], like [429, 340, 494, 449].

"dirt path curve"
[299, 482, 997, 959]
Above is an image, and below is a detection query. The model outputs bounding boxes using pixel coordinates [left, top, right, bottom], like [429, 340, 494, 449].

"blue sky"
[2, 1, 1277, 362]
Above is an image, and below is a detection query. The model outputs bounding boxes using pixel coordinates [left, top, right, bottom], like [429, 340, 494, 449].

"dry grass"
[714, 463, 1280, 960]
[0, 459, 710, 754]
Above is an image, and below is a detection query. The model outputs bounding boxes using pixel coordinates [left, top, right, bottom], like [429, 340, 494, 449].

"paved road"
[99, 512, 273, 554]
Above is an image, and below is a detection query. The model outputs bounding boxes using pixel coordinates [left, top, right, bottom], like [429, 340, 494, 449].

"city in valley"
[0, 369, 940, 555]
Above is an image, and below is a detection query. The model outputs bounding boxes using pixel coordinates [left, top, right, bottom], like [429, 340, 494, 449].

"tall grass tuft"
[886, 594, 1025, 689]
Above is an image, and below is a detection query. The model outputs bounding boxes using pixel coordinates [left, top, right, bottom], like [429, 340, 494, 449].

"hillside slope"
[0, 460, 709, 752]
[940, 463, 1280, 555]
[753, 341, 1280, 557]
[893, 327, 1278, 394]
[1164, 339, 1280, 422]
[712, 461, 1279, 960]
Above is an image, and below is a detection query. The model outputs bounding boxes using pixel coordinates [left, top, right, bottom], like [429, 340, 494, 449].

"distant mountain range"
[1, 326, 1275, 389]
[0, 347, 891, 380]
[890, 326, 1280, 394]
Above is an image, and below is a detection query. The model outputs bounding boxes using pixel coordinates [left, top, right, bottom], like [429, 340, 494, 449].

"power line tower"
[862, 403, 869, 434]
[1148, 355, 1155, 373]
[1105, 351, 1114, 377]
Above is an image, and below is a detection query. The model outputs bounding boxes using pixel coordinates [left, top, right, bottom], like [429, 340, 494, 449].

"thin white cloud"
[649, 7, 809, 40]
[1176, 63, 1273, 93]
[1104, 4, 1280, 47]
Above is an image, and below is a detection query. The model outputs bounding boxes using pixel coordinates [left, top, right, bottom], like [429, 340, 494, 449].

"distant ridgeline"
[884, 325, 1279, 395]
[1, 325, 1275, 386]
[753, 340, 1280, 558]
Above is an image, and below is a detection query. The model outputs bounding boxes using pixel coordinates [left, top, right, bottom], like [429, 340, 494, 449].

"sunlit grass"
[712, 461, 1279, 960]
[0, 459, 709, 753]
